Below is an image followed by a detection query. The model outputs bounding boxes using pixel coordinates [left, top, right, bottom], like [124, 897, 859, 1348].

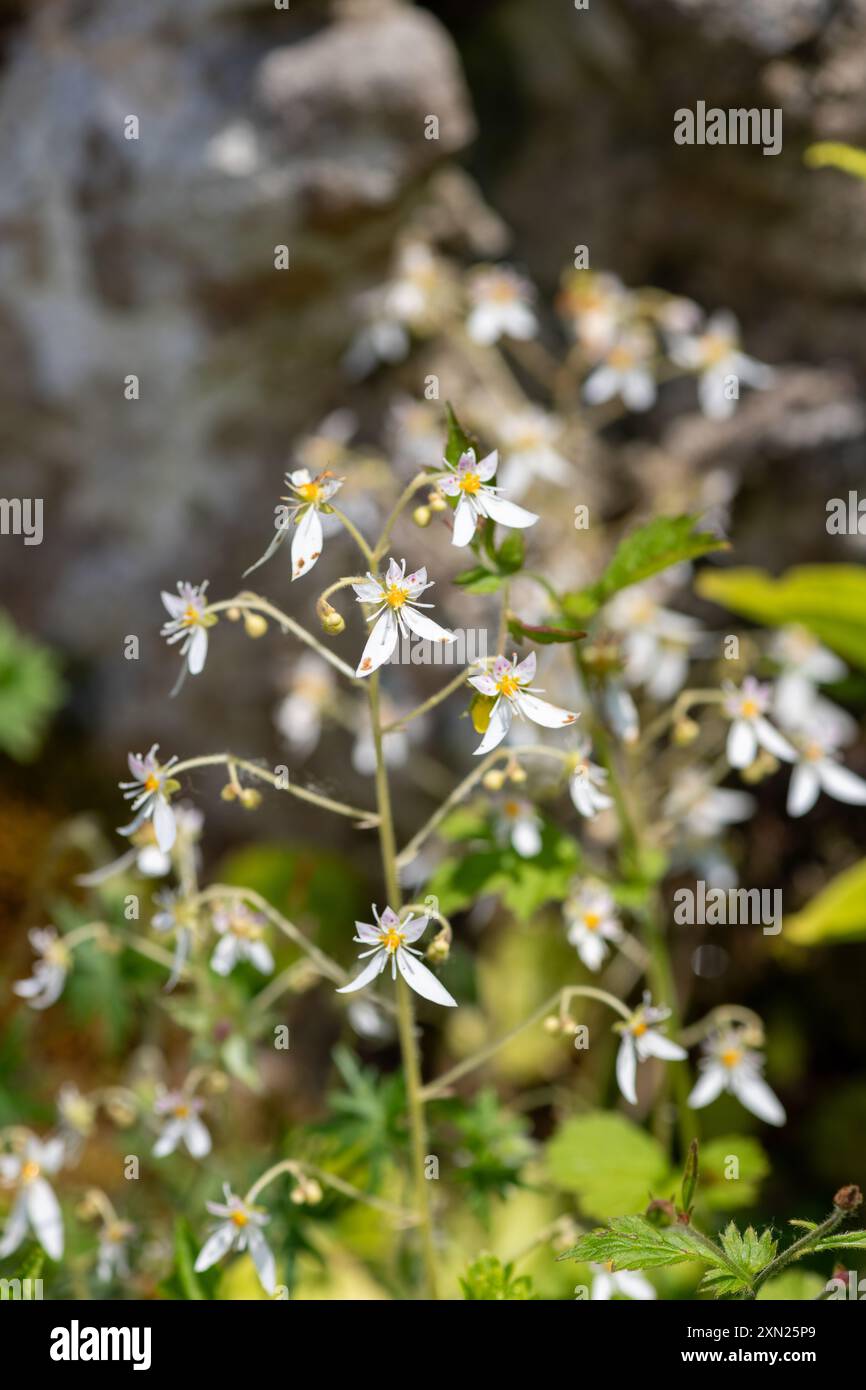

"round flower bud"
[482, 769, 506, 792]
[220, 783, 238, 802]
[239, 788, 262, 810]
[673, 717, 699, 747]
[322, 610, 346, 636]
[226, 607, 241, 622]
[543, 1015, 561, 1035]
[507, 762, 527, 785]
[428, 490, 447, 513]
[243, 611, 268, 639]
[413, 505, 432, 528]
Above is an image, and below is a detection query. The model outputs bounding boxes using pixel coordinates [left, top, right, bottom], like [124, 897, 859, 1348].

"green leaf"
[785, 857, 866, 945]
[681, 1139, 699, 1215]
[695, 565, 866, 671]
[720, 1221, 777, 1278]
[812, 1230, 866, 1252]
[546, 1112, 673, 1219]
[444, 403, 474, 468]
[173, 1219, 207, 1300]
[495, 532, 525, 575]
[426, 821, 581, 922]
[559, 1214, 712, 1271]
[0, 612, 64, 761]
[507, 615, 587, 646]
[757, 1270, 826, 1300]
[460, 1255, 537, 1300]
[563, 515, 727, 619]
[805, 142, 866, 181]
[454, 565, 506, 594]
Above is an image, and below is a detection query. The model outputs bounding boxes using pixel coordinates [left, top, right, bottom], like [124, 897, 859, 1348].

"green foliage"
[698, 1222, 777, 1298]
[698, 1136, 770, 1211]
[425, 816, 581, 921]
[757, 1270, 826, 1300]
[546, 1111, 674, 1219]
[439, 1090, 534, 1221]
[459, 1254, 536, 1300]
[506, 615, 587, 646]
[563, 515, 726, 620]
[785, 857, 866, 945]
[805, 142, 866, 181]
[444, 402, 475, 467]
[0, 612, 63, 760]
[696, 565, 866, 671]
[559, 1214, 710, 1270]
[318, 1047, 407, 1183]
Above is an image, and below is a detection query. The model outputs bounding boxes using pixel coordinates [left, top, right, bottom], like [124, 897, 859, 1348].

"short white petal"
[511, 818, 542, 858]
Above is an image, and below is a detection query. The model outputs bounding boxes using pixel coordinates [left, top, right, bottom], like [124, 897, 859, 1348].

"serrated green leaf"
[695, 565, 866, 671]
[560, 1214, 712, 1271]
[563, 515, 726, 619]
[719, 1220, 777, 1277]
[812, 1230, 866, 1251]
[785, 856, 866, 945]
[546, 1112, 673, 1219]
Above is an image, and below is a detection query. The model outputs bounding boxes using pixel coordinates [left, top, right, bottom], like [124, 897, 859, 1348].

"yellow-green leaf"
[785, 857, 866, 945]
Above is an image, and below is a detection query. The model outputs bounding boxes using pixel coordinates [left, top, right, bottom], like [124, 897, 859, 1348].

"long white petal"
[687, 1064, 727, 1110]
[336, 951, 387, 994]
[291, 505, 323, 581]
[247, 1226, 277, 1295]
[0, 1199, 28, 1259]
[396, 948, 457, 1007]
[153, 1119, 184, 1158]
[210, 934, 240, 976]
[638, 1031, 687, 1062]
[727, 719, 757, 769]
[27, 1178, 64, 1260]
[194, 1222, 236, 1273]
[247, 940, 275, 975]
[356, 611, 398, 678]
[515, 691, 579, 731]
[474, 697, 513, 755]
[477, 492, 539, 530]
[451, 495, 479, 547]
[616, 1037, 638, 1104]
[755, 717, 795, 763]
[731, 1068, 786, 1126]
[787, 763, 820, 818]
[818, 760, 866, 806]
[152, 797, 177, 854]
[185, 1117, 212, 1159]
[187, 625, 208, 675]
[399, 605, 456, 645]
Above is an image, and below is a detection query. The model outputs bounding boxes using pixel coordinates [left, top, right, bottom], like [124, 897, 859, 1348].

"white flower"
[160, 581, 213, 680]
[664, 768, 755, 839]
[602, 679, 640, 745]
[786, 727, 866, 818]
[210, 903, 274, 977]
[687, 1030, 785, 1127]
[435, 447, 538, 547]
[0, 1136, 65, 1261]
[495, 797, 543, 857]
[343, 286, 410, 378]
[615, 993, 687, 1106]
[568, 738, 614, 818]
[722, 678, 795, 769]
[13, 927, 70, 1010]
[118, 744, 179, 854]
[590, 1263, 656, 1301]
[466, 265, 538, 345]
[352, 557, 456, 678]
[336, 905, 456, 1008]
[495, 408, 571, 498]
[151, 890, 194, 992]
[583, 326, 657, 413]
[194, 1184, 275, 1295]
[77, 803, 203, 887]
[385, 242, 448, 327]
[468, 651, 579, 756]
[557, 271, 629, 358]
[566, 883, 621, 972]
[97, 1219, 134, 1283]
[606, 584, 701, 701]
[246, 470, 345, 583]
[670, 310, 774, 420]
[152, 1091, 212, 1160]
[770, 626, 848, 732]
[274, 655, 335, 761]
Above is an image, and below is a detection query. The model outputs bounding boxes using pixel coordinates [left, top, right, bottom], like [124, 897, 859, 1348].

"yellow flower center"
[804, 741, 823, 762]
[583, 912, 601, 932]
[608, 345, 635, 370]
[182, 605, 200, 626]
[631, 1020, 648, 1037]
[21, 1160, 41, 1184]
[231, 1209, 249, 1228]
[740, 698, 759, 719]
[702, 333, 730, 365]
[721, 1047, 743, 1069]
[503, 800, 521, 818]
[384, 584, 410, 609]
[296, 481, 322, 505]
[458, 472, 481, 495]
[231, 917, 262, 941]
[144, 773, 161, 794]
[173, 1103, 190, 1119]
[497, 674, 520, 698]
[382, 928, 405, 953]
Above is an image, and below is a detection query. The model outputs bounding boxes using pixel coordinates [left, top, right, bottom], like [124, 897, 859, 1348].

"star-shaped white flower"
[152, 1091, 212, 1160]
[194, 1184, 276, 1295]
[566, 883, 621, 973]
[583, 326, 657, 413]
[435, 448, 538, 548]
[0, 1135, 65, 1261]
[468, 651, 579, 756]
[496, 408, 570, 498]
[590, 1263, 656, 1301]
[210, 903, 274, 977]
[722, 678, 795, 770]
[687, 1029, 785, 1127]
[118, 744, 179, 854]
[13, 927, 70, 1011]
[161, 581, 214, 680]
[615, 993, 686, 1106]
[245, 469, 344, 582]
[605, 583, 701, 701]
[352, 558, 456, 678]
[568, 737, 614, 818]
[495, 797, 543, 858]
[663, 768, 755, 839]
[786, 727, 866, 818]
[669, 309, 773, 420]
[336, 905, 456, 1008]
[466, 265, 538, 345]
